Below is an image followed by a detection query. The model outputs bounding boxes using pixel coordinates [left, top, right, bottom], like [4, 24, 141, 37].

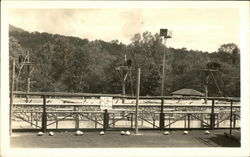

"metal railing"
[11, 91, 240, 133]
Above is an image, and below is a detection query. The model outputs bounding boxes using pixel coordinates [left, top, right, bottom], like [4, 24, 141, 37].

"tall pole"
[160, 38, 167, 130]
[135, 68, 141, 134]
[230, 100, 233, 134]
[122, 55, 126, 103]
[10, 60, 15, 135]
[161, 38, 167, 97]
[205, 75, 209, 104]
[26, 51, 30, 103]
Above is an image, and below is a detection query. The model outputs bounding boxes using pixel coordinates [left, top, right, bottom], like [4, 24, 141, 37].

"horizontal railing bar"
[13, 91, 240, 102]
[12, 103, 241, 108]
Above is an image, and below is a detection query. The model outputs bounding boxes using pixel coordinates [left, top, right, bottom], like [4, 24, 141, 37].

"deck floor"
[10, 129, 240, 148]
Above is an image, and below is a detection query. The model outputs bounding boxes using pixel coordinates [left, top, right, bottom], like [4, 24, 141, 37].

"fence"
[10, 91, 240, 133]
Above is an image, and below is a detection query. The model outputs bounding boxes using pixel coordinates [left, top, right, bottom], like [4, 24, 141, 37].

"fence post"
[103, 109, 109, 131]
[160, 98, 165, 130]
[233, 114, 236, 128]
[30, 112, 33, 127]
[168, 114, 171, 128]
[42, 95, 47, 133]
[201, 113, 204, 128]
[55, 113, 58, 129]
[74, 106, 79, 129]
[230, 100, 233, 134]
[131, 113, 133, 128]
[188, 114, 190, 129]
[210, 99, 215, 130]
[95, 115, 97, 128]
[36, 112, 38, 129]
[113, 113, 115, 128]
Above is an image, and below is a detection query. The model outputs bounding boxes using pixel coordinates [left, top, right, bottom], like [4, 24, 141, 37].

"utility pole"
[159, 29, 172, 130]
[122, 55, 127, 103]
[203, 64, 223, 103]
[161, 38, 167, 97]
[159, 29, 172, 97]
[135, 68, 141, 135]
[10, 60, 15, 135]
[26, 51, 30, 103]
[204, 75, 209, 104]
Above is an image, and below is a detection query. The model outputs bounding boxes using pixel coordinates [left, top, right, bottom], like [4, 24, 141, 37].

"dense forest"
[9, 25, 240, 97]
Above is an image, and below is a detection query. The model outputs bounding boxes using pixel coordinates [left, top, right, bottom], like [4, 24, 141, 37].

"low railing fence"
[12, 106, 240, 132]
[10, 92, 240, 133]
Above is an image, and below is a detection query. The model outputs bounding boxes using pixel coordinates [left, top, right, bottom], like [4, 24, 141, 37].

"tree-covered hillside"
[9, 25, 240, 97]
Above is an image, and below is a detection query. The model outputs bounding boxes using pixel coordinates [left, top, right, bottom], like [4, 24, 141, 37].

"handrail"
[12, 103, 241, 107]
[13, 91, 240, 102]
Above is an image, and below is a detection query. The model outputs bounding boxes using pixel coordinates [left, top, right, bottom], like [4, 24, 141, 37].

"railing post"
[230, 100, 233, 134]
[30, 112, 33, 127]
[168, 114, 171, 128]
[153, 114, 156, 128]
[141, 110, 144, 126]
[160, 98, 165, 130]
[42, 95, 47, 133]
[55, 113, 58, 129]
[188, 114, 190, 129]
[103, 109, 109, 131]
[201, 113, 204, 128]
[233, 114, 236, 128]
[210, 99, 215, 130]
[95, 115, 97, 128]
[74, 106, 79, 129]
[113, 113, 115, 128]
[36, 112, 38, 129]
[131, 113, 133, 128]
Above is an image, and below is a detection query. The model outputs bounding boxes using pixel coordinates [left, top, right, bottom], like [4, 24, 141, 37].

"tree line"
[9, 25, 240, 97]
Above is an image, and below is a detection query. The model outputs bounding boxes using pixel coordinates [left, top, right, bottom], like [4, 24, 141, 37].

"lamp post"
[159, 29, 172, 130]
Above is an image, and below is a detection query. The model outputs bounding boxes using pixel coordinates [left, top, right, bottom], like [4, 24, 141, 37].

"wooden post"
[153, 114, 155, 128]
[160, 98, 165, 130]
[122, 55, 126, 104]
[42, 95, 47, 132]
[188, 114, 190, 129]
[201, 113, 204, 128]
[141, 110, 144, 126]
[230, 100, 233, 134]
[95, 115, 97, 128]
[135, 68, 141, 134]
[131, 113, 133, 128]
[122, 80, 125, 104]
[55, 113, 58, 129]
[113, 113, 115, 127]
[36, 112, 38, 129]
[184, 115, 187, 128]
[233, 114, 236, 128]
[169, 114, 171, 128]
[216, 113, 219, 128]
[9, 60, 15, 135]
[30, 112, 33, 127]
[210, 99, 215, 129]
[204, 75, 209, 104]
[74, 106, 79, 129]
[26, 51, 30, 103]
[103, 109, 109, 131]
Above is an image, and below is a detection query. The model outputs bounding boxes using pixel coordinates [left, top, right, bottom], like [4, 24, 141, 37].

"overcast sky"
[9, 8, 240, 52]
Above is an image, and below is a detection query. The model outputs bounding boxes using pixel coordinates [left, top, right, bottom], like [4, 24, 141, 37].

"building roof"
[171, 88, 204, 96]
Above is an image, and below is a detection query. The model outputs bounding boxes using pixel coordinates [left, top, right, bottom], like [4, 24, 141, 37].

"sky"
[8, 8, 240, 52]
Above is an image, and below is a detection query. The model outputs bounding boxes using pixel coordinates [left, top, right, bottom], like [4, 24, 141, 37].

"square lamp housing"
[160, 29, 172, 38]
